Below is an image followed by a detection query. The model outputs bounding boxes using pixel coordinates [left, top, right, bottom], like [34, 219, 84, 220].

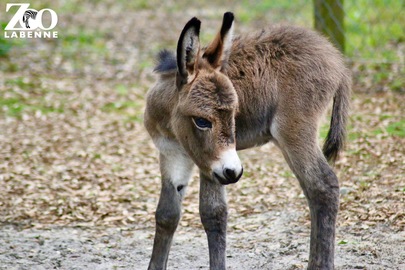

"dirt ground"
[1, 211, 404, 270]
[0, 1, 404, 269]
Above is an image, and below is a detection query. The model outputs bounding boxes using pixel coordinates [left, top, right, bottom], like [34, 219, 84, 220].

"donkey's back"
[228, 24, 348, 103]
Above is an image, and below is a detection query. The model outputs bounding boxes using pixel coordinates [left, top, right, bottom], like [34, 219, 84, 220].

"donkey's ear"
[203, 12, 234, 71]
[176, 17, 201, 88]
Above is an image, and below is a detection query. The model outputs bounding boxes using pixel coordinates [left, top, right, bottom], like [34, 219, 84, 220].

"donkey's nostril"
[223, 168, 243, 183]
[224, 168, 236, 180]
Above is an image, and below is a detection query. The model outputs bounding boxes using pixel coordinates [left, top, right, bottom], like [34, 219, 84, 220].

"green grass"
[102, 101, 140, 112]
[100, 84, 144, 123]
[115, 85, 129, 96]
[53, 30, 108, 71]
[101, 100, 143, 123]
[338, 239, 348, 245]
[320, 111, 404, 143]
[5, 77, 39, 89]
[319, 123, 330, 141]
[58, 31, 107, 53]
[1, 77, 144, 121]
[233, 0, 403, 63]
[4, 0, 402, 64]
[0, 22, 27, 57]
[0, 97, 64, 117]
[236, 0, 311, 24]
[281, 170, 294, 178]
[373, 119, 405, 137]
[1, 77, 65, 118]
[0, 98, 25, 117]
[0, 37, 12, 57]
[386, 121, 405, 137]
[345, 0, 404, 61]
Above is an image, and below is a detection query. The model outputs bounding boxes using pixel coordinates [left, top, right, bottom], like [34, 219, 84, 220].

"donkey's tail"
[323, 74, 351, 164]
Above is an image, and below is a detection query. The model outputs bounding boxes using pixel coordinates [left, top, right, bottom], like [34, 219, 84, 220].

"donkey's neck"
[225, 40, 278, 150]
[145, 74, 179, 141]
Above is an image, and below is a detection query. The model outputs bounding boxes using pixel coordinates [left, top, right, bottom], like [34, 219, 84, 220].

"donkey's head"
[172, 12, 242, 185]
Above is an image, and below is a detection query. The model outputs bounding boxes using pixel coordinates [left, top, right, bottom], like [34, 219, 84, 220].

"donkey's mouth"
[214, 168, 243, 185]
[214, 173, 232, 185]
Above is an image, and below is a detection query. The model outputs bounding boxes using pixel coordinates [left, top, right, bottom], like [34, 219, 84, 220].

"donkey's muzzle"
[211, 148, 243, 185]
[215, 167, 243, 185]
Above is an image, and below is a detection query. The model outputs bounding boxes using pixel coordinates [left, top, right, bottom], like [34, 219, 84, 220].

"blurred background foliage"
[1, 0, 404, 62]
[1, 0, 403, 94]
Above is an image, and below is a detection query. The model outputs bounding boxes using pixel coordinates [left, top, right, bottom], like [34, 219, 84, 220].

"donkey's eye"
[193, 117, 212, 130]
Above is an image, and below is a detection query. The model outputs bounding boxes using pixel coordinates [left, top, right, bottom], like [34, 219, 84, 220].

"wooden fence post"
[314, 0, 345, 52]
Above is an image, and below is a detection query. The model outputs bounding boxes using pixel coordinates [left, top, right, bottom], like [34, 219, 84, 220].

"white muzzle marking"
[211, 148, 242, 182]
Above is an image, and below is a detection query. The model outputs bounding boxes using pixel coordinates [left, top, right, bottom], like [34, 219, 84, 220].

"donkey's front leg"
[148, 151, 194, 270]
[199, 173, 228, 270]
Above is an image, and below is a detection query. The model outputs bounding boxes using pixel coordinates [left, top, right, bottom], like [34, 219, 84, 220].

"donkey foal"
[144, 12, 351, 270]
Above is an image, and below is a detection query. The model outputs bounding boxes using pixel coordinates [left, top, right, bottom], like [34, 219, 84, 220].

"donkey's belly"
[235, 117, 274, 150]
[236, 133, 273, 150]
[234, 100, 275, 150]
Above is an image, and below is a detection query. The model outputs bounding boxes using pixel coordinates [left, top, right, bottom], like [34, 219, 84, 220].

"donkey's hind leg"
[199, 173, 228, 270]
[273, 121, 339, 270]
[148, 144, 194, 270]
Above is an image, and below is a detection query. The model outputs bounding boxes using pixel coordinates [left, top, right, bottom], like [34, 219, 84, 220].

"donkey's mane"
[154, 49, 177, 73]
